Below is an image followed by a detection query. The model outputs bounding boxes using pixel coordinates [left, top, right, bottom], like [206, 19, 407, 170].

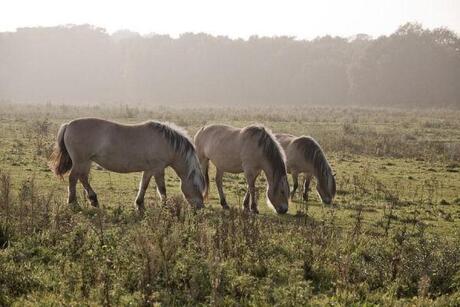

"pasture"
[1, 103, 460, 306]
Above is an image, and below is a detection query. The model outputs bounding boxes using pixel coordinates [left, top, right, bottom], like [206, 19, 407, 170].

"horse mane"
[243, 125, 287, 184]
[148, 121, 195, 156]
[147, 121, 204, 190]
[293, 136, 333, 185]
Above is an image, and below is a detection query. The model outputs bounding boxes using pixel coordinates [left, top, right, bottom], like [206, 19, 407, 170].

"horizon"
[1, 0, 460, 40]
[3, 22, 458, 42]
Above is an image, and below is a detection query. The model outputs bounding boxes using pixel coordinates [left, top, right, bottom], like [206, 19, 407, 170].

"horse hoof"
[135, 201, 145, 214]
[137, 207, 145, 217]
[220, 198, 231, 210]
[194, 203, 205, 210]
[68, 201, 82, 212]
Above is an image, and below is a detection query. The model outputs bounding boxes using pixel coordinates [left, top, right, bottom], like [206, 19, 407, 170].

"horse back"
[64, 118, 170, 172]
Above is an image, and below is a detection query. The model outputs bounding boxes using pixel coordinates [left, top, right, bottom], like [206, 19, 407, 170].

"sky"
[1, 0, 459, 39]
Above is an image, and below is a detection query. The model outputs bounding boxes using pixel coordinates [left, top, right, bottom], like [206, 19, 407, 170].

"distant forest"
[1, 23, 459, 108]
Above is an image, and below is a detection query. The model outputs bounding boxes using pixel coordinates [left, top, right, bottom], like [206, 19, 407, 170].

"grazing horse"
[275, 133, 336, 204]
[194, 124, 290, 214]
[49, 118, 205, 211]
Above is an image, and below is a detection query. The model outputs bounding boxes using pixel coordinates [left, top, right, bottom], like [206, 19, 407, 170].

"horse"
[194, 124, 290, 214]
[274, 133, 336, 204]
[49, 118, 206, 212]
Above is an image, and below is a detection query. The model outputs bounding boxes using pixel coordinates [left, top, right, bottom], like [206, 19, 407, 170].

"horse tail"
[193, 126, 209, 199]
[49, 123, 72, 178]
[202, 158, 210, 200]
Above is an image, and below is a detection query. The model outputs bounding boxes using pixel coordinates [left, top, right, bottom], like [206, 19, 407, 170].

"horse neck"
[170, 155, 190, 181]
[261, 158, 278, 187]
[312, 154, 329, 181]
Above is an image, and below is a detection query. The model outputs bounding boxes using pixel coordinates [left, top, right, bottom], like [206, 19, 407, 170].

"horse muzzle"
[193, 201, 205, 210]
[276, 205, 288, 214]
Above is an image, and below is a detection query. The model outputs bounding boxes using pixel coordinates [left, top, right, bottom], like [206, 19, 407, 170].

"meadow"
[0, 103, 460, 306]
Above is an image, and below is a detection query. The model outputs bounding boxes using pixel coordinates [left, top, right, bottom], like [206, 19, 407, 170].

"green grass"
[0, 104, 460, 305]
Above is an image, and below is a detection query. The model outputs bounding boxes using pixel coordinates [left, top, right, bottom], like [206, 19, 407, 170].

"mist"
[1, 23, 459, 108]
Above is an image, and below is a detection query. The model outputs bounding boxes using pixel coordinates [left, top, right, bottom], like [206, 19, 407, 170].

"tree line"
[1, 23, 459, 108]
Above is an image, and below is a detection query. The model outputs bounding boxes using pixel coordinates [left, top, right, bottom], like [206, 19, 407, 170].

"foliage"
[0, 104, 459, 305]
[0, 23, 459, 107]
[0, 174, 459, 305]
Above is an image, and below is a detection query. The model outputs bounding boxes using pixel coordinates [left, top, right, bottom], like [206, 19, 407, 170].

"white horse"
[275, 134, 336, 204]
[50, 118, 205, 211]
[194, 124, 290, 214]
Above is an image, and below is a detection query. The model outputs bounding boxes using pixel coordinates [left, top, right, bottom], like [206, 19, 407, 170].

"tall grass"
[0, 170, 459, 305]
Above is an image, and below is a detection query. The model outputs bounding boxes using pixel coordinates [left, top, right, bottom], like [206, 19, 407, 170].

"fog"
[1, 23, 459, 108]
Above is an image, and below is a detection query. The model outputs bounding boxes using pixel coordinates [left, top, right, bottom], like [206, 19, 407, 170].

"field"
[1, 103, 460, 306]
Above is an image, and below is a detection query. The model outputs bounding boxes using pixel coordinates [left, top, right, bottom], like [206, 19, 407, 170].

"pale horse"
[49, 118, 206, 212]
[194, 124, 290, 214]
[275, 133, 336, 204]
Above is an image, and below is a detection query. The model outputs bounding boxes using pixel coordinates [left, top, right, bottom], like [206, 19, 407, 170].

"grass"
[0, 103, 460, 305]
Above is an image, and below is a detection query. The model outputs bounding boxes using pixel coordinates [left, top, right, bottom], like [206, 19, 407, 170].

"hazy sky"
[1, 0, 459, 38]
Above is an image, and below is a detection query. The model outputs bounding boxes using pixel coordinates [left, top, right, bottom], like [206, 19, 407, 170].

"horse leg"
[244, 170, 259, 214]
[78, 163, 98, 207]
[135, 170, 153, 212]
[215, 168, 229, 209]
[303, 174, 313, 202]
[291, 171, 299, 200]
[68, 168, 79, 205]
[243, 191, 250, 211]
[199, 156, 210, 200]
[153, 170, 166, 202]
